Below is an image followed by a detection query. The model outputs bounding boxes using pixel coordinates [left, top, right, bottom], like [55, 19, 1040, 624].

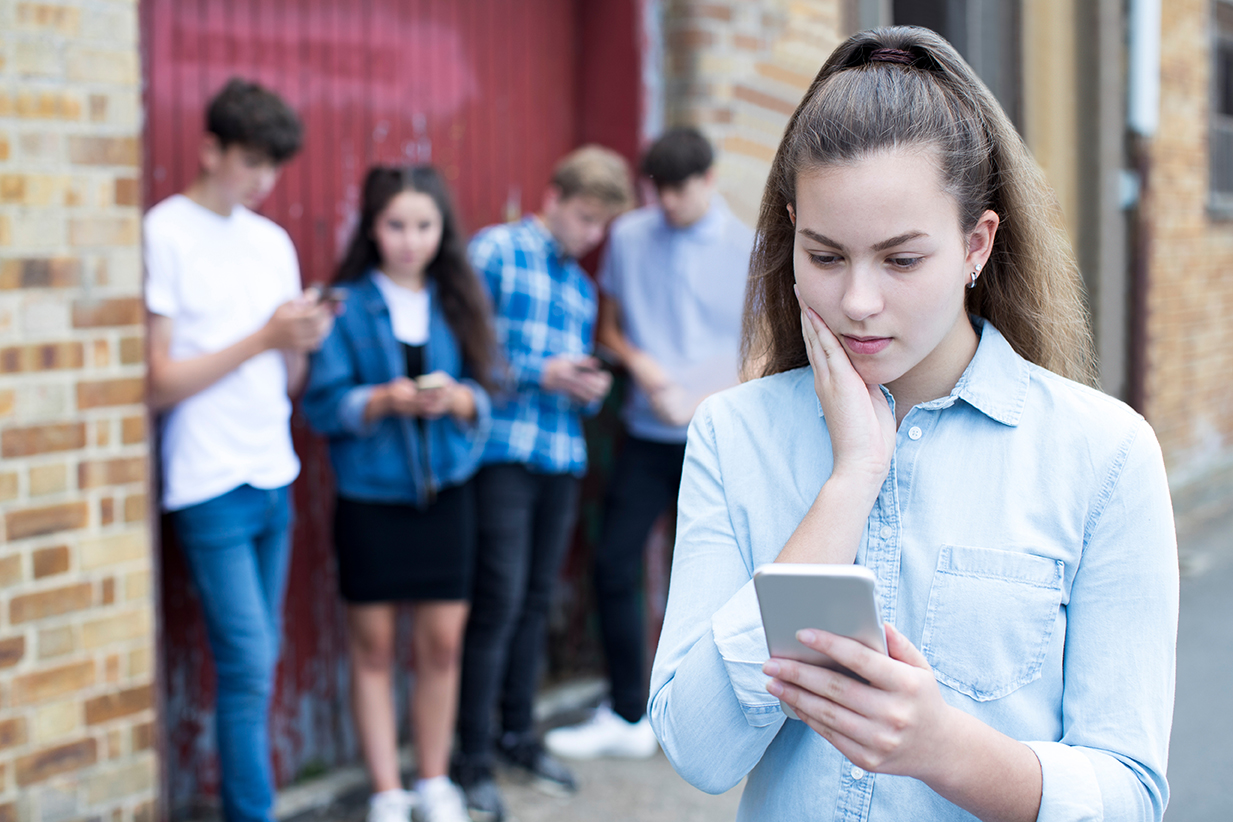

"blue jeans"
[172, 484, 292, 822]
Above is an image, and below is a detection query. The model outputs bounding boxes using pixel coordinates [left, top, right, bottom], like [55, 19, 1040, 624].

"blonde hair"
[551, 145, 635, 213]
[743, 26, 1096, 386]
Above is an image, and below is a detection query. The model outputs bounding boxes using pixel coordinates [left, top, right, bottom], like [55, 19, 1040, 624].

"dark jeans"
[171, 484, 291, 822]
[458, 463, 581, 761]
[595, 436, 686, 723]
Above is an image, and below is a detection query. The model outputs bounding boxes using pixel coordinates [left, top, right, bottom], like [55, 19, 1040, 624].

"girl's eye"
[386, 220, 403, 231]
[888, 256, 923, 270]
[808, 253, 842, 267]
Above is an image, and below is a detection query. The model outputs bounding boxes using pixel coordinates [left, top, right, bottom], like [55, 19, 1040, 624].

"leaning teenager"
[650, 27, 1177, 821]
[303, 166, 495, 822]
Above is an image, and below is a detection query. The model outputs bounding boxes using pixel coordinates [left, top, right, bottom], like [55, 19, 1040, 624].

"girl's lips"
[842, 335, 891, 355]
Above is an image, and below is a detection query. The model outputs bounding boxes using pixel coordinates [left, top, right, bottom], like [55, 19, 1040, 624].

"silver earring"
[968, 263, 981, 289]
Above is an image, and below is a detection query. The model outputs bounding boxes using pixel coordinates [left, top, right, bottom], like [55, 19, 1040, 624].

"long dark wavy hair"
[335, 165, 498, 392]
[743, 26, 1096, 386]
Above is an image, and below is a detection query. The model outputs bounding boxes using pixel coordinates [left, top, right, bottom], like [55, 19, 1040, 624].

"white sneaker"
[414, 778, 471, 822]
[544, 703, 659, 760]
[367, 789, 415, 822]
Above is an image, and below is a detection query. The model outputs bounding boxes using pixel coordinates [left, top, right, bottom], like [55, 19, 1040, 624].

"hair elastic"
[869, 47, 914, 65]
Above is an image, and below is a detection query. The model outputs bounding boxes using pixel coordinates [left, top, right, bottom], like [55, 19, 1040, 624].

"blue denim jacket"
[302, 272, 491, 506]
[649, 320, 1178, 821]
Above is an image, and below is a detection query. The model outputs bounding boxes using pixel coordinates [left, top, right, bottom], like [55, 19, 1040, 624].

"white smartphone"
[753, 564, 888, 720]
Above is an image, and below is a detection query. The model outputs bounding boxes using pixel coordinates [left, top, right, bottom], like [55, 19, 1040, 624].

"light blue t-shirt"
[598, 196, 753, 443]
[650, 320, 1178, 821]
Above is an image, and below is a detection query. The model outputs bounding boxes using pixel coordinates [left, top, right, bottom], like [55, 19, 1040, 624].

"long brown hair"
[743, 26, 1096, 386]
[335, 165, 499, 392]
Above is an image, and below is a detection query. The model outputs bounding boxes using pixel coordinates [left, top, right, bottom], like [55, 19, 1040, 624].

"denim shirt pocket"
[920, 544, 1064, 702]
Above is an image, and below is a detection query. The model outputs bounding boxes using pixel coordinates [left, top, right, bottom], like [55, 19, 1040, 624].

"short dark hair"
[206, 78, 303, 163]
[640, 127, 713, 186]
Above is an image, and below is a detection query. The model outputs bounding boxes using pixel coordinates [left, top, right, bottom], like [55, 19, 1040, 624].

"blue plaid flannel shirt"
[469, 217, 601, 476]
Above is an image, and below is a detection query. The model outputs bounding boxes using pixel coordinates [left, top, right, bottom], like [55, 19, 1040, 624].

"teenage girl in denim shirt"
[304, 166, 496, 822]
[650, 27, 1177, 822]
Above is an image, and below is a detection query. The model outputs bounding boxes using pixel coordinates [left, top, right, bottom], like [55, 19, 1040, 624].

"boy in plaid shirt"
[453, 146, 633, 821]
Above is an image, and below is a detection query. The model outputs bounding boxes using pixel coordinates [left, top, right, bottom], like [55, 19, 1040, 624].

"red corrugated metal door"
[142, 0, 641, 812]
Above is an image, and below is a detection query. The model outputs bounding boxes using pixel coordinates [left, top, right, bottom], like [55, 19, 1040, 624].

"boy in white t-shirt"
[144, 78, 334, 822]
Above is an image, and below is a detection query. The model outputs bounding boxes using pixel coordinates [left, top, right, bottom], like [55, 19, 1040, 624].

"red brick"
[0, 717, 27, 750]
[9, 581, 93, 624]
[100, 497, 115, 525]
[78, 457, 145, 489]
[15, 738, 97, 786]
[0, 803, 12, 822]
[121, 414, 145, 443]
[0, 554, 21, 587]
[133, 800, 154, 822]
[77, 378, 144, 409]
[6, 501, 89, 540]
[1, 422, 86, 457]
[691, 3, 732, 21]
[131, 721, 154, 752]
[11, 660, 95, 706]
[32, 544, 70, 578]
[0, 257, 82, 289]
[101, 576, 116, 604]
[88, 93, 107, 122]
[67, 136, 138, 166]
[670, 28, 716, 49]
[85, 684, 153, 725]
[0, 636, 25, 669]
[72, 297, 143, 328]
[0, 341, 84, 373]
[734, 33, 763, 51]
[114, 177, 139, 207]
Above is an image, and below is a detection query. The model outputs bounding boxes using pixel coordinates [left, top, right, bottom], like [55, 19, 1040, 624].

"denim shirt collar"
[813, 317, 1030, 426]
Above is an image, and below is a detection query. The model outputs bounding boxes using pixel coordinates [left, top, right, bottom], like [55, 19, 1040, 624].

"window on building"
[1211, 2, 1233, 210]
[893, 0, 1022, 128]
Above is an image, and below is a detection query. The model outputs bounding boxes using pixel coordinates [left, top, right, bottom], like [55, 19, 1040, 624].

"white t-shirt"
[144, 194, 302, 511]
[373, 270, 430, 345]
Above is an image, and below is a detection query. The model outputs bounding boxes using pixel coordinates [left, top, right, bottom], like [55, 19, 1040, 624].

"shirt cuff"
[1024, 741, 1103, 822]
[339, 385, 377, 436]
[711, 580, 782, 727]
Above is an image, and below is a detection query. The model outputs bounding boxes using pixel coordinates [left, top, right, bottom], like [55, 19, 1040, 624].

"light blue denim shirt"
[649, 320, 1178, 821]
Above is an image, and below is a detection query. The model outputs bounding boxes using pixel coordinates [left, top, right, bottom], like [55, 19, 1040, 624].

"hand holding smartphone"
[754, 564, 887, 720]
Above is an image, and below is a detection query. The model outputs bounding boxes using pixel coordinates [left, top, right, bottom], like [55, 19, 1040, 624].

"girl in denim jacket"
[304, 166, 496, 822]
[650, 27, 1177, 822]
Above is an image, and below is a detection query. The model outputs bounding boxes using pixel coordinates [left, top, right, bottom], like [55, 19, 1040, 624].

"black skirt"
[333, 480, 475, 603]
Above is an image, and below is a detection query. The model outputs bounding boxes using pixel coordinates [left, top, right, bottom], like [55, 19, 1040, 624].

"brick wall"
[661, 0, 844, 225]
[0, 3, 156, 822]
[1144, 0, 1233, 510]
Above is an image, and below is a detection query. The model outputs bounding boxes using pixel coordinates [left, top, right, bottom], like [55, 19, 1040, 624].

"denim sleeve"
[1030, 418, 1177, 822]
[648, 403, 786, 796]
[302, 323, 376, 438]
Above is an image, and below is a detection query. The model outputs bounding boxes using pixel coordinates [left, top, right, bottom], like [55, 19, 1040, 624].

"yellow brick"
[0, 215, 10, 246]
[16, 3, 82, 35]
[79, 530, 148, 570]
[66, 48, 138, 85]
[69, 216, 139, 247]
[124, 569, 150, 602]
[32, 699, 80, 743]
[83, 755, 155, 805]
[11, 40, 63, 78]
[37, 625, 75, 659]
[127, 646, 150, 679]
[0, 472, 17, 501]
[0, 135, 9, 161]
[81, 606, 152, 650]
[29, 463, 67, 496]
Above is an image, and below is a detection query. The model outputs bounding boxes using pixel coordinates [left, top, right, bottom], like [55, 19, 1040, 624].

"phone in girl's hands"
[754, 564, 887, 720]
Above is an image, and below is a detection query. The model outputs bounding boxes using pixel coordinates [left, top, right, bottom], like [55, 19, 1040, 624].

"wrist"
[823, 466, 885, 508]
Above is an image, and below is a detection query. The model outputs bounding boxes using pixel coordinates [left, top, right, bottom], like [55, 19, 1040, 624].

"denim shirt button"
[850, 766, 866, 780]
[908, 426, 923, 440]
[879, 525, 893, 539]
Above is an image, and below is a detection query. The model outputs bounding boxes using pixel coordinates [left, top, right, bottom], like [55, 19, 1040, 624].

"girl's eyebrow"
[798, 228, 928, 252]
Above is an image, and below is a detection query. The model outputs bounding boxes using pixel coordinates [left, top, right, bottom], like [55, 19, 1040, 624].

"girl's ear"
[965, 209, 1000, 273]
[786, 202, 797, 226]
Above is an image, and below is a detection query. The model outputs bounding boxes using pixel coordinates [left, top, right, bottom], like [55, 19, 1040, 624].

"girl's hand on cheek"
[763, 623, 955, 782]
[796, 286, 895, 486]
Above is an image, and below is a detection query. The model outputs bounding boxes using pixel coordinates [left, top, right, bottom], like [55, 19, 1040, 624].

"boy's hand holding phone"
[542, 356, 612, 405]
